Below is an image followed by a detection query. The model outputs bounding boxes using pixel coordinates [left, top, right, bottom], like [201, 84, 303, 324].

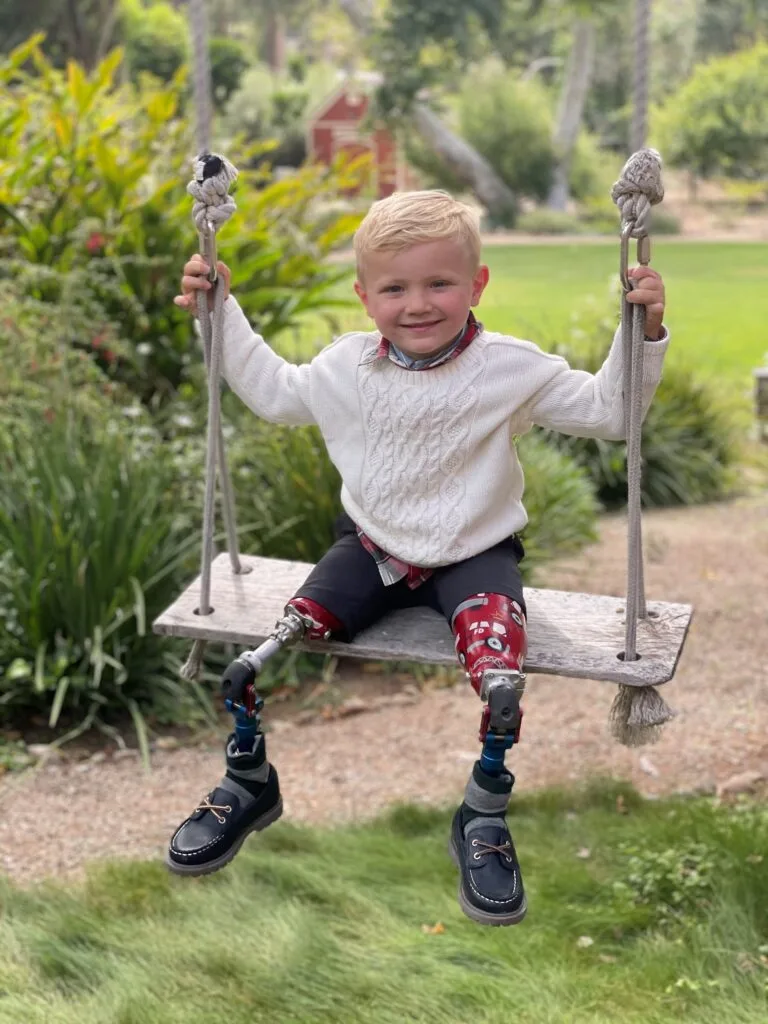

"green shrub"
[0, 288, 129, 435]
[0, 407, 206, 753]
[516, 209, 585, 235]
[209, 37, 251, 107]
[120, 0, 189, 83]
[516, 433, 600, 579]
[614, 842, 716, 921]
[538, 313, 738, 509]
[0, 38, 364, 406]
[229, 422, 342, 565]
[656, 42, 768, 181]
[459, 68, 556, 225]
[406, 63, 603, 226]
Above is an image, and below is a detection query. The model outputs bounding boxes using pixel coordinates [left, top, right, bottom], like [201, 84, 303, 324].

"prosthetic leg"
[166, 598, 341, 876]
[448, 594, 529, 926]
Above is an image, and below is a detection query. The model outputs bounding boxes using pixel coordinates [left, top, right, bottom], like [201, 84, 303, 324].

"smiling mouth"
[402, 319, 444, 329]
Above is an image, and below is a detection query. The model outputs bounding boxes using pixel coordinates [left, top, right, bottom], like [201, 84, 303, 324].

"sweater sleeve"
[215, 295, 316, 426]
[525, 324, 669, 440]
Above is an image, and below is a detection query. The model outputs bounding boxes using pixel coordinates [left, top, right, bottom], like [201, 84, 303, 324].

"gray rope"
[611, 148, 664, 661]
[181, 0, 244, 681]
[189, 0, 212, 156]
[629, 0, 652, 155]
[609, 147, 675, 745]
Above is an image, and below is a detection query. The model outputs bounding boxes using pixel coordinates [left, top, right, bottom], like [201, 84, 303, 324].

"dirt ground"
[0, 493, 766, 886]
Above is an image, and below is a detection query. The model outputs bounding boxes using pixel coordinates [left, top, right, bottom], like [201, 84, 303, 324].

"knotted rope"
[608, 147, 675, 746]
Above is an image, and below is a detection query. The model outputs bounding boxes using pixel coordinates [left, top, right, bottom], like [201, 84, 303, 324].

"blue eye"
[382, 285, 402, 293]
[431, 280, 450, 288]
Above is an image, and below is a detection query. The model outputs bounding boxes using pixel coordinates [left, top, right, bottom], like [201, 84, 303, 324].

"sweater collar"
[375, 311, 483, 370]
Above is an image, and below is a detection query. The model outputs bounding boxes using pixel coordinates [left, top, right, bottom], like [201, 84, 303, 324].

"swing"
[154, 0, 692, 744]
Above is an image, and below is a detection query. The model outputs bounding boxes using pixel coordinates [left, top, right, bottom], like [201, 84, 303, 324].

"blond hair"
[353, 190, 482, 276]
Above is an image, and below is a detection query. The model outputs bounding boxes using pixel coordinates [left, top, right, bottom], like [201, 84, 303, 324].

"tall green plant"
[0, 408, 205, 755]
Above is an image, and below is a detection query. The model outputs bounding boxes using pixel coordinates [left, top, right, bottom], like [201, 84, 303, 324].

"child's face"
[354, 239, 489, 359]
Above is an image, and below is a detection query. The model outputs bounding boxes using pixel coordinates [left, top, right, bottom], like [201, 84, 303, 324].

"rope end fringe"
[609, 684, 676, 747]
[180, 639, 208, 681]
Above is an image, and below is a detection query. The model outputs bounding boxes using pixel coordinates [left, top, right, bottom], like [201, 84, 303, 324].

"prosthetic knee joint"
[221, 598, 342, 751]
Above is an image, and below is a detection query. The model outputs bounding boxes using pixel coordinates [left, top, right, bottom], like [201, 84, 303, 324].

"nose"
[404, 289, 431, 315]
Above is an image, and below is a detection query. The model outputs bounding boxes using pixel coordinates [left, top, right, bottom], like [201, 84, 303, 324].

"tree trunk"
[95, 0, 120, 66]
[547, 17, 596, 212]
[264, 9, 287, 73]
[412, 106, 517, 221]
[338, 0, 518, 221]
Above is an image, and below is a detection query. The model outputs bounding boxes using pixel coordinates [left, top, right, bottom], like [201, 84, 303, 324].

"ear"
[471, 265, 490, 306]
[354, 280, 371, 316]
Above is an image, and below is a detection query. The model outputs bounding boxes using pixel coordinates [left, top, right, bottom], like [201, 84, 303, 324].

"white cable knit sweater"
[219, 297, 669, 567]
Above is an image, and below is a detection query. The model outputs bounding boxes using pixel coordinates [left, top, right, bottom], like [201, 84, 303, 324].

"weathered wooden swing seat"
[153, 553, 692, 687]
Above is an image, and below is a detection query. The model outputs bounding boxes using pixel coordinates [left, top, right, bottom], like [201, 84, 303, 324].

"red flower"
[86, 232, 106, 254]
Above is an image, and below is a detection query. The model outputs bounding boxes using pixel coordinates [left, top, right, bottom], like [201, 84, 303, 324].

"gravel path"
[1, 495, 766, 885]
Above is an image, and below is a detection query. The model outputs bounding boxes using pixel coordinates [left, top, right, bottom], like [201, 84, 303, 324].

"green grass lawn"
[293, 241, 768, 403]
[1, 781, 765, 1023]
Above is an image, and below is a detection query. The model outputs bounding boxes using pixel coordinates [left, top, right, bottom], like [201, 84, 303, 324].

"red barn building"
[307, 77, 415, 198]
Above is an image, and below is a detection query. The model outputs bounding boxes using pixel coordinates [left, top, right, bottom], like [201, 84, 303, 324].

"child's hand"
[173, 254, 231, 314]
[626, 267, 665, 340]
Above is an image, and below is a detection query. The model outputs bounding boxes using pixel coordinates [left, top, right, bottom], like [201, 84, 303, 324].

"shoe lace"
[195, 795, 232, 824]
[471, 837, 513, 863]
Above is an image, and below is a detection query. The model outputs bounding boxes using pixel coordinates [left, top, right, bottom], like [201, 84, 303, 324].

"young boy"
[168, 190, 668, 926]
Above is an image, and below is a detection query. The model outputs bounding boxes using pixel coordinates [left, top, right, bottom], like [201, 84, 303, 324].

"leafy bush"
[406, 63, 602, 224]
[209, 37, 251, 107]
[0, 406, 205, 753]
[656, 42, 768, 181]
[516, 209, 585, 235]
[539, 313, 738, 508]
[0, 38, 364, 406]
[516, 433, 600, 580]
[0, 289, 128, 435]
[229, 423, 342, 565]
[614, 842, 716, 921]
[221, 62, 339, 168]
[120, 0, 189, 83]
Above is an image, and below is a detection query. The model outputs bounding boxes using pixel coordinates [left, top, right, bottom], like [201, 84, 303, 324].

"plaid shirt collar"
[375, 311, 482, 369]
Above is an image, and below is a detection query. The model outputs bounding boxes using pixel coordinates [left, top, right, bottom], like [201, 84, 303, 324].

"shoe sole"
[165, 797, 284, 877]
[448, 836, 528, 927]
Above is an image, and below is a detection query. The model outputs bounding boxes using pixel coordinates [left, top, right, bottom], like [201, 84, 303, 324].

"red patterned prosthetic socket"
[452, 593, 527, 696]
[287, 597, 344, 641]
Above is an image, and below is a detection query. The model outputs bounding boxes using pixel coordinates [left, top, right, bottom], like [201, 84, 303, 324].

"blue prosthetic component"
[480, 731, 516, 776]
[225, 698, 262, 752]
